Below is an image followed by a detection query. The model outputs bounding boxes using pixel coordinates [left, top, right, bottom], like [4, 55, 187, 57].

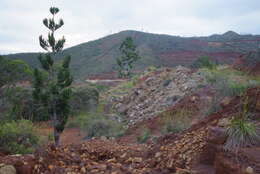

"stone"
[190, 96, 197, 102]
[0, 165, 16, 174]
[118, 104, 128, 114]
[120, 153, 127, 158]
[176, 168, 196, 174]
[220, 97, 232, 108]
[100, 136, 107, 141]
[155, 152, 162, 158]
[113, 67, 205, 126]
[218, 118, 230, 127]
[98, 164, 107, 170]
[107, 158, 116, 163]
[207, 126, 227, 144]
[110, 137, 115, 140]
[80, 167, 86, 173]
[245, 166, 254, 174]
[133, 157, 142, 163]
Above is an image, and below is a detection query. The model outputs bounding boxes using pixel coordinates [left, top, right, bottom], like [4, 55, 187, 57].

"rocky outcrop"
[114, 66, 205, 126]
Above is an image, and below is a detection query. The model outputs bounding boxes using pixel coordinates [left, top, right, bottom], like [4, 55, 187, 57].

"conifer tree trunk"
[53, 106, 60, 146]
[33, 6, 73, 146]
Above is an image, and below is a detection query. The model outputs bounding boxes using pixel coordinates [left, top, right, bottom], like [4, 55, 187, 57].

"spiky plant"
[33, 7, 73, 146]
[224, 116, 259, 152]
[224, 97, 259, 152]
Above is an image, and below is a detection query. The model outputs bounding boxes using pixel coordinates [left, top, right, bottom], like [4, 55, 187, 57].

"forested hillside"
[4, 30, 260, 79]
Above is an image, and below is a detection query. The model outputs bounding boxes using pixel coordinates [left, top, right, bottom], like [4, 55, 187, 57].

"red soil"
[37, 123, 83, 145]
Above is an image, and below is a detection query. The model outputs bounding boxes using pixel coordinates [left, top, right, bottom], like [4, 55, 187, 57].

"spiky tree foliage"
[116, 37, 141, 78]
[33, 7, 73, 146]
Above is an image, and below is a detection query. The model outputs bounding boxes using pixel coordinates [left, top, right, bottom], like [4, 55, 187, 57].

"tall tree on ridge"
[116, 37, 141, 78]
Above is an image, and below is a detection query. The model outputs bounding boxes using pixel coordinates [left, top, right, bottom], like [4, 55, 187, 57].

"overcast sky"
[1, 0, 260, 54]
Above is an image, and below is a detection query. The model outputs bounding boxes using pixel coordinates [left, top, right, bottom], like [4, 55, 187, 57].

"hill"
[4, 30, 260, 80]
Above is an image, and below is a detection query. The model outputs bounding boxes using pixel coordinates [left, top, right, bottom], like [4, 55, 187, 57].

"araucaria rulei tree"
[116, 37, 141, 78]
[33, 7, 73, 146]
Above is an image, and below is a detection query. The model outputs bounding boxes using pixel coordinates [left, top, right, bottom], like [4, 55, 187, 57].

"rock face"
[114, 66, 205, 126]
[0, 165, 16, 174]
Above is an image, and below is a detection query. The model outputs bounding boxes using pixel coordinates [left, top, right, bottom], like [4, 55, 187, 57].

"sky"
[1, 0, 260, 54]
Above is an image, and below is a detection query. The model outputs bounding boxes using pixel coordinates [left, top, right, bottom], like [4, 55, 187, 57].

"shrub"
[162, 120, 188, 134]
[203, 70, 226, 85]
[70, 86, 99, 113]
[191, 56, 217, 70]
[2, 87, 48, 121]
[224, 116, 259, 152]
[88, 83, 110, 92]
[225, 97, 260, 152]
[120, 81, 134, 89]
[203, 69, 251, 97]
[203, 95, 222, 116]
[146, 66, 157, 72]
[1, 86, 99, 122]
[216, 80, 249, 97]
[161, 108, 192, 135]
[0, 120, 39, 154]
[227, 83, 248, 96]
[131, 74, 140, 85]
[137, 128, 150, 143]
[67, 112, 125, 139]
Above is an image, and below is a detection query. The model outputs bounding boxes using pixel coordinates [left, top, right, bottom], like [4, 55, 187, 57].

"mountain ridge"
[3, 30, 260, 79]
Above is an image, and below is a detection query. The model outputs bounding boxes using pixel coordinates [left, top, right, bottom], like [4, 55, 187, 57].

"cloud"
[1, 0, 260, 53]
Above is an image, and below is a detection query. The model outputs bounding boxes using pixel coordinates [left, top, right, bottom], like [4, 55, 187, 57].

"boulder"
[0, 165, 16, 174]
[207, 126, 226, 145]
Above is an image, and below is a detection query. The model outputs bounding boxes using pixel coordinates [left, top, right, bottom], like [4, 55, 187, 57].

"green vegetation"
[70, 86, 99, 114]
[201, 67, 260, 97]
[161, 107, 193, 135]
[3, 87, 36, 121]
[67, 112, 125, 139]
[224, 116, 259, 152]
[225, 97, 260, 152]
[137, 128, 151, 143]
[203, 95, 222, 116]
[162, 120, 189, 134]
[0, 56, 32, 88]
[146, 65, 157, 72]
[0, 85, 98, 123]
[0, 87, 49, 122]
[5, 30, 260, 80]
[33, 6, 73, 146]
[88, 83, 110, 93]
[0, 120, 39, 154]
[116, 37, 141, 78]
[191, 56, 217, 70]
[106, 80, 135, 101]
[242, 49, 260, 67]
[200, 66, 260, 116]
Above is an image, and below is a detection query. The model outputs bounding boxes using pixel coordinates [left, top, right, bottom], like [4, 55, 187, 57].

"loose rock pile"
[114, 66, 205, 126]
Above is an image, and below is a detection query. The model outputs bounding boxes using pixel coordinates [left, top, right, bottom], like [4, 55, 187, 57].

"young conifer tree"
[33, 7, 73, 146]
[116, 37, 141, 78]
